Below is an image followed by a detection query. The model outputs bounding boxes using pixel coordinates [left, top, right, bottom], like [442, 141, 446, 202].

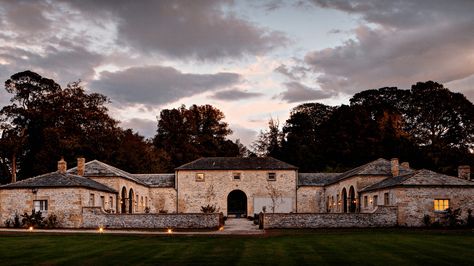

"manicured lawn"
[0, 229, 473, 265]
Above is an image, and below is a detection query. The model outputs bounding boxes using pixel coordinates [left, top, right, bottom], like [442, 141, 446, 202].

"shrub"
[467, 209, 474, 228]
[201, 204, 217, 213]
[444, 208, 463, 227]
[158, 209, 167, 214]
[13, 213, 21, 228]
[21, 210, 45, 228]
[45, 213, 60, 228]
[422, 214, 431, 227]
[4, 218, 12, 228]
[145, 207, 151, 213]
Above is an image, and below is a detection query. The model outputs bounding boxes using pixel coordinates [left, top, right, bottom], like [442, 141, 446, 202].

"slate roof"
[361, 169, 474, 192]
[0, 172, 117, 193]
[132, 174, 175, 188]
[68, 160, 147, 186]
[298, 173, 341, 186]
[176, 157, 298, 170]
[325, 158, 413, 185]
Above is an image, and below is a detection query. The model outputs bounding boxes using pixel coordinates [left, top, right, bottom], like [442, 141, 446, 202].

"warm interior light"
[219, 226, 224, 231]
[167, 229, 173, 234]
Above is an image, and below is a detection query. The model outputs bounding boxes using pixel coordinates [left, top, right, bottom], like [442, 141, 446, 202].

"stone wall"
[82, 207, 223, 229]
[0, 188, 116, 228]
[177, 169, 297, 216]
[296, 186, 324, 213]
[148, 187, 177, 213]
[262, 206, 397, 229]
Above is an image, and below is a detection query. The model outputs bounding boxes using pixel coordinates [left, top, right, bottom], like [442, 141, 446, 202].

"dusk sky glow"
[1, 0, 473, 146]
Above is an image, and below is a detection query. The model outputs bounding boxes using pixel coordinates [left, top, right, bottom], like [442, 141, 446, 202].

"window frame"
[89, 193, 95, 206]
[233, 172, 241, 180]
[384, 193, 390, 205]
[267, 172, 276, 181]
[33, 200, 48, 212]
[434, 199, 450, 212]
[195, 173, 205, 182]
[373, 195, 378, 208]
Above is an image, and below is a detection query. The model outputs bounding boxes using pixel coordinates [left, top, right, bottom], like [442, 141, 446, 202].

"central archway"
[349, 186, 356, 213]
[227, 190, 247, 218]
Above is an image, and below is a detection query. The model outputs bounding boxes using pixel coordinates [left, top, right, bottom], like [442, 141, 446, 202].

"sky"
[0, 0, 473, 147]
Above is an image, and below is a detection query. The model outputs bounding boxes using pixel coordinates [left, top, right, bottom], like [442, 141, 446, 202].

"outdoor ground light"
[28, 226, 33, 231]
[98, 227, 104, 233]
[167, 228, 173, 234]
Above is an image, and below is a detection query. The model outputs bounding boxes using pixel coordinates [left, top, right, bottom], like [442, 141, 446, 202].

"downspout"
[175, 170, 179, 213]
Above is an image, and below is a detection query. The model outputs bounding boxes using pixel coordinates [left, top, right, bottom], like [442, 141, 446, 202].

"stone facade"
[296, 186, 324, 213]
[360, 187, 474, 226]
[0, 187, 116, 228]
[177, 169, 297, 215]
[148, 187, 177, 214]
[263, 206, 397, 229]
[82, 207, 222, 229]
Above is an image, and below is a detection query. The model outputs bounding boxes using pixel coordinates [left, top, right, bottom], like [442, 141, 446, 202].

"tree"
[251, 118, 283, 157]
[153, 104, 240, 170]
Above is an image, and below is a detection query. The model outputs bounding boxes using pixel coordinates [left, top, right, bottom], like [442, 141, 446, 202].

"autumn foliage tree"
[153, 104, 240, 170]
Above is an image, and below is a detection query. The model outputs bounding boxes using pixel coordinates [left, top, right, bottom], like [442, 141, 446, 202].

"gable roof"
[132, 174, 175, 188]
[68, 160, 147, 186]
[361, 169, 474, 192]
[298, 173, 341, 186]
[175, 157, 298, 171]
[0, 172, 117, 193]
[325, 158, 413, 185]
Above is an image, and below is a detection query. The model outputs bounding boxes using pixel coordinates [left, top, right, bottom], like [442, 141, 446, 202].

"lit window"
[89, 193, 95, 206]
[267, 173, 276, 181]
[33, 200, 48, 212]
[384, 193, 389, 205]
[373, 195, 378, 208]
[434, 199, 449, 212]
[233, 173, 241, 180]
[196, 173, 205, 182]
[364, 196, 368, 208]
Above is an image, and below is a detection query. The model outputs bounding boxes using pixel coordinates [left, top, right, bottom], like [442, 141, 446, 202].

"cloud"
[0, 44, 103, 85]
[277, 81, 333, 103]
[306, 0, 474, 94]
[120, 118, 157, 138]
[229, 125, 258, 147]
[91, 65, 242, 106]
[63, 0, 288, 60]
[274, 64, 309, 81]
[210, 89, 263, 101]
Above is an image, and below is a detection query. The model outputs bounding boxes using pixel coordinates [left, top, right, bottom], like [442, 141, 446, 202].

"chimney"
[458, 165, 471, 180]
[391, 158, 399, 176]
[58, 157, 67, 174]
[401, 162, 410, 169]
[77, 157, 85, 176]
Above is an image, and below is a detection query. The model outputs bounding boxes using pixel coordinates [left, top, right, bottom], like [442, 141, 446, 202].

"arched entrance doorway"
[121, 187, 127, 213]
[349, 186, 356, 213]
[227, 190, 247, 218]
[341, 188, 347, 213]
[128, 188, 134, 213]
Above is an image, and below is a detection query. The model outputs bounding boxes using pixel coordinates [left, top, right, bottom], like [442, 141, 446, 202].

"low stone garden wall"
[262, 206, 398, 229]
[82, 207, 223, 229]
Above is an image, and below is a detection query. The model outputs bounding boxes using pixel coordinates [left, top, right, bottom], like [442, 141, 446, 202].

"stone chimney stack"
[401, 162, 410, 169]
[77, 157, 85, 176]
[458, 165, 471, 180]
[58, 157, 67, 174]
[391, 158, 399, 176]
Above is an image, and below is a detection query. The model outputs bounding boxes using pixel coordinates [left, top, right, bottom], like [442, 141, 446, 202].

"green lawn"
[0, 229, 473, 265]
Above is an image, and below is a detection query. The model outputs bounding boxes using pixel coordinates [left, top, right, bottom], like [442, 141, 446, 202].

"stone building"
[0, 156, 473, 228]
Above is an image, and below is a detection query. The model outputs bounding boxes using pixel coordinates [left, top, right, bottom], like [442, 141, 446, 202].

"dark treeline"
[0, 71, 472, 183]
[253, 82, 474, 175]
